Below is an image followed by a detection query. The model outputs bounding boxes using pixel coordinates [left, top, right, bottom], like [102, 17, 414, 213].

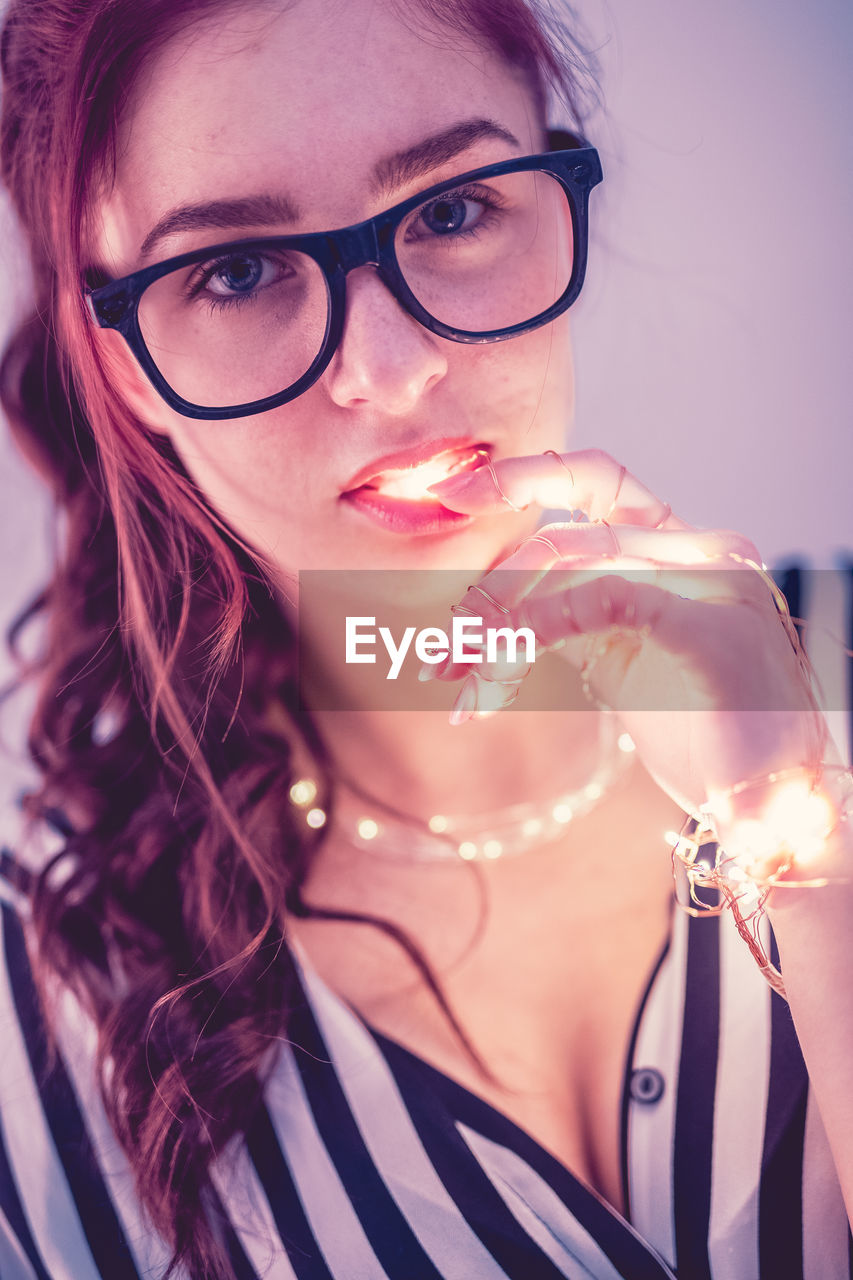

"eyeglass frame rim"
[84, 129, 603, 421]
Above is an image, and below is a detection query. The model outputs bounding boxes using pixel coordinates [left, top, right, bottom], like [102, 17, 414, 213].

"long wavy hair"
[0, 1, 593, 1274]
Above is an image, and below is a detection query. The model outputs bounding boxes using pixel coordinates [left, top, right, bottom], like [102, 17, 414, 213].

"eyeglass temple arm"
[546, 126, 591, 151]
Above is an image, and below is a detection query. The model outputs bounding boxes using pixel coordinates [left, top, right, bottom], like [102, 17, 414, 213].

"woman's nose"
[324, 267, 448, 413]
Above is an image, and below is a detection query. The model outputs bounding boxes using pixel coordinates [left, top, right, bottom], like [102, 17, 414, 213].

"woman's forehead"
[95, 0, 539, 274]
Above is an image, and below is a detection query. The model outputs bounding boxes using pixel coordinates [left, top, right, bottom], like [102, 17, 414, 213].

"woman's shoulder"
[0, 889, 181, 1280]
[0, 789, 181, 1280]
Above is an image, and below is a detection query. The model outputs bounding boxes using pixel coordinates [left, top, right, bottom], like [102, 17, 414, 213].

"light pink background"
[569, 0, 853, 564]
[0, 0, 850, 659]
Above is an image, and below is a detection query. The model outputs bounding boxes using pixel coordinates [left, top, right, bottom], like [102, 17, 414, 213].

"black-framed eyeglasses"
[85, 130, 602, 421]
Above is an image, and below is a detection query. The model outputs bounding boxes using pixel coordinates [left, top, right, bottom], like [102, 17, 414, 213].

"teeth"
[371, 448, 483, 501]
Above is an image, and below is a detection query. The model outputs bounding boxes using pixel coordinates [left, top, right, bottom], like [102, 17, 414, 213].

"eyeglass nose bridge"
[333, 221, 383, 275]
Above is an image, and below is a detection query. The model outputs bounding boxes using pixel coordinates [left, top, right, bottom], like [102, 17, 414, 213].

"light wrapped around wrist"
[668, 764, 853, 999]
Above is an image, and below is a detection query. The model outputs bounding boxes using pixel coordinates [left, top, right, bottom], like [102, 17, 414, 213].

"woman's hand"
[426, 449, 828, 830]
[428, 450, 853, 1228]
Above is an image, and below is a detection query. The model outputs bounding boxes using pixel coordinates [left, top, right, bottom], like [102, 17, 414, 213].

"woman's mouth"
[340, 441, 488, 535]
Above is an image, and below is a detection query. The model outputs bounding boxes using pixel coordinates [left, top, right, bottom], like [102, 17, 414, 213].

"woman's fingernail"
[428, 470, 477, 495]
[449, 674, 479, 726]
[419, 652, 450, 681]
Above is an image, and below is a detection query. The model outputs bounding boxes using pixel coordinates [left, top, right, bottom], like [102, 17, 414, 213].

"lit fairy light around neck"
[289, 778, 317, 807]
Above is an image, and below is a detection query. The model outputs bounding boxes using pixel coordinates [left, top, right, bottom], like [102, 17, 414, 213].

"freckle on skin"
[93, 0, 576, 580]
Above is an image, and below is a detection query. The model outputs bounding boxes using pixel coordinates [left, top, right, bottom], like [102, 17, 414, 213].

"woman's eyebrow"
[370, 118, 520, 198]
[139, 193, 300, 259]
[138, 118, 519, 260]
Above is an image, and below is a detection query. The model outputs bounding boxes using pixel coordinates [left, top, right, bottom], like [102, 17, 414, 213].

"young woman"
[0, 1, 851, 1278]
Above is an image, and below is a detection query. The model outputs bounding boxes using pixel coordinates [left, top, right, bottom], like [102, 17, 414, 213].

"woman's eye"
[419, 195, 483, 236]
[204, 253, 280, 297]
[185, 251, 290, 305]
[408, 186, 501, 242]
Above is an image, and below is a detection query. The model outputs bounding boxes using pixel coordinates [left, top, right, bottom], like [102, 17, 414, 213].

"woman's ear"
[90, 325, 175, 436]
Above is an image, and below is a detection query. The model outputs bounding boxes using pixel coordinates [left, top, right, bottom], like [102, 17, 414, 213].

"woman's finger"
[451, 572, 813, 734]
[425, 523, 767, 688]
[428, 447, 690, 529]
[512, 521, 760, 569]
[513, 572, 682, 653]
[446, 523, 764, 632]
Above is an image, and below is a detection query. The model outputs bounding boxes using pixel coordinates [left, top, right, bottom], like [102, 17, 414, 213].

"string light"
[669, 764, 853, 1000]
[289, 779, 317, 806]
[287, 717, 632, 863]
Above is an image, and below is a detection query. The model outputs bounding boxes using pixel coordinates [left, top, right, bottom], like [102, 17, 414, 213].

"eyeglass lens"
[137, 170, 575, 412]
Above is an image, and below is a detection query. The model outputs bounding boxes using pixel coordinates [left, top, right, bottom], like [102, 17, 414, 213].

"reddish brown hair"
[0, 1, 592, 1274]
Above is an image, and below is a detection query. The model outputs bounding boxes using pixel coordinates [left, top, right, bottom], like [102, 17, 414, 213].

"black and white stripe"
[0, 565, 851, 1279]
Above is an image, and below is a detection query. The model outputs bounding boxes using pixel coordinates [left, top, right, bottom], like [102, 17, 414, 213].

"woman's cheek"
[478, 317, 575, 445]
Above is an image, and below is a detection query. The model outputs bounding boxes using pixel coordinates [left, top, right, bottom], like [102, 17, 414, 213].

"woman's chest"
[292, 874, 672, 1216]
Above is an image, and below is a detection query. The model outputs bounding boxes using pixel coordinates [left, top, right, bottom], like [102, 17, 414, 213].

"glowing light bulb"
[428, 815, 449, 834]
[522, 817, 543, 838]
[483, 839, 503, 859]
[289, 778, 317, 806]
[373, 448, 482, 501]
[306, 807, 326, 829]
[763, 781, 834, 867]
[617, 732, 636, 753]
[357, 818, 379, 840]
[725, 789, 833, 879]
[553, 802, 573, 824]
[584, 782, 603, 801]
[725, 817, 775, 863]
[458, 841, 478, 860]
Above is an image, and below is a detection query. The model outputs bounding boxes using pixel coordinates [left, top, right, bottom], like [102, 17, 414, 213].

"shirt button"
[630, 1067, 665, 1104]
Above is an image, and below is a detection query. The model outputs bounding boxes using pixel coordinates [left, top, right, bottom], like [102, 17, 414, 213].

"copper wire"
[726, 550, 829, 766]
[593, 518, 623, 560]
[605, 464, 627, 521]
[476, 450, 527, 512]
[543, 449, 575, 487]
[525, 531, 562, 558]
[468, 583, 511, 615]
[670, 775, 853, 1001]
[670, 818, 788, 998]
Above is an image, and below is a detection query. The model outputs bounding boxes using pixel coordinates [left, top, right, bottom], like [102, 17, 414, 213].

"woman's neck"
[309, 702, 613, 828]
[291, 582, 609, 824]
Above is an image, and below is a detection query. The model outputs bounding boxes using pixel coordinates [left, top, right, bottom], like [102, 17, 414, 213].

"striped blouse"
[1, 565, 852, 1280]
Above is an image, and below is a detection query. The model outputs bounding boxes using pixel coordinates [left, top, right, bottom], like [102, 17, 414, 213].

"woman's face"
[94, 0, 575, 585]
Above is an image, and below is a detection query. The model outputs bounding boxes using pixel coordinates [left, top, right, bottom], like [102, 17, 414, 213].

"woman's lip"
[341, 437, 489, 494]
[341, 488, 475, 536]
